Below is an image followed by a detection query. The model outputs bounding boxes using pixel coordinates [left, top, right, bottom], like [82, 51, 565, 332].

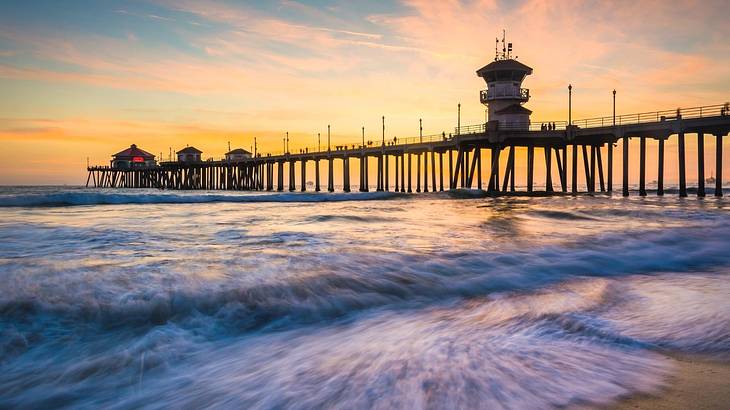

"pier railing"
[455, 120, 568, 135]
[572, 103, 730, 128]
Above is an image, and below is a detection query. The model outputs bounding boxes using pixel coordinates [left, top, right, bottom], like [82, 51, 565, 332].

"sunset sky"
[1, 0, 729, 184]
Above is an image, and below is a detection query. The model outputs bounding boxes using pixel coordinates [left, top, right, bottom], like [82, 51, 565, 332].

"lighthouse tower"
[476, 32, 533, 130]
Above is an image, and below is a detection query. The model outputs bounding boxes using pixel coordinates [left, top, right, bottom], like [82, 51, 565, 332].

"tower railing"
[480, 88, 530, 103]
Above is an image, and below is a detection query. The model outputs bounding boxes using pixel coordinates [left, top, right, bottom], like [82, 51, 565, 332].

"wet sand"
[611, 354, 730, 410]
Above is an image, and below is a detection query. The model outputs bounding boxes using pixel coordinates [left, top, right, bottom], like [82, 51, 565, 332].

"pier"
[86, 103, 730, 197]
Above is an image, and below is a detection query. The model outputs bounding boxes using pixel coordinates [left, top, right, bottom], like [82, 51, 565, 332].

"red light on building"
[132, 156, 145, 163]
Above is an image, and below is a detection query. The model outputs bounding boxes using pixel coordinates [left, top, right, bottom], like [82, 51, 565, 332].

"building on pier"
[111, 144, 156, 169]
[176, 146, 203, 162]
[225, 148, 252, 161]
[477, 33, 532, 131]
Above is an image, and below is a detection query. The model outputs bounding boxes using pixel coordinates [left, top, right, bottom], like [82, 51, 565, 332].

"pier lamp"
[568, 85, 572, 126]
[328, 125, 331, 151]
[362, 126, 365, 148]
[318, 133, 321, 152]
[382, 116, 385, 146]
[613, 90, 616, 126]
[457, 103, 461, 135]
[420, 118, 423, 142]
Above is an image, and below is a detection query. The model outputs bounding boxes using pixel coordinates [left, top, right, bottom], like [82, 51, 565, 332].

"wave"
[0, 190, 404, 207]
[3, 220, 730, 342]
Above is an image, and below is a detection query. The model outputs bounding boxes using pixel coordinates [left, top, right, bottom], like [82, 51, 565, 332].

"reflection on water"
[0, 187, 729, 409]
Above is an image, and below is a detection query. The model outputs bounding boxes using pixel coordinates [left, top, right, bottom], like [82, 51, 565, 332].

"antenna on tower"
[502, 29, 506, 57]
[494, 37, 499, 61]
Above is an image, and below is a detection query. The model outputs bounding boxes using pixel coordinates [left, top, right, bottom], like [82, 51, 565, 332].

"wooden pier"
[87, 103, 730, 197]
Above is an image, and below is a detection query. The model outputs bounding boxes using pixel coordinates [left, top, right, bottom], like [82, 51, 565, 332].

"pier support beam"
[385, 155, 389, 191]
[697, 133, 705, 197]
[400, 154, 405, 192]
[527, 145, 534, 192]
[489, 147, 500, 192]
[301, 160, 307, 192]
[423, 152, 429, 192]
[545, 147, 553, 192]
[572, 143, 578, 194]
[717, 134, 724, 197]
[432, 151, 437, 191]
[315, 160, 320, 192]
[554, 147, 566, 192]
[596, 146, 605, 192]
[452, 148, 463, 190]
[622, 136, 629, 196]
[343, 157, 351, 192]
[476, 148, 482, 190]
[639, 137, 646, 196]
[582, 145, 591, 193]
[448, 150, 454, 189]
[277, 161, 284, 191]
[407, 153, 412, 193]
[289, 161, 296, 192]
[607, 142, 613, 193]
[439, 152, 444, 191]
[394, 154, 399, 192]
[678, 132, 687, 197]
[416, 153, 421, 192]
[658, 139, 665, 196]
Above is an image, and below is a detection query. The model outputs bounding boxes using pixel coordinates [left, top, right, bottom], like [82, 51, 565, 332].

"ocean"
[1, 186, 729, 409]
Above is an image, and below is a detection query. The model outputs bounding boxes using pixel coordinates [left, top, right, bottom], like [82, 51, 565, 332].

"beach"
[611, 354, 730, 410]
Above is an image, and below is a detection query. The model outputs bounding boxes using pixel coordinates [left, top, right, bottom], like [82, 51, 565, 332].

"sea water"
[0, 186, 728, 409]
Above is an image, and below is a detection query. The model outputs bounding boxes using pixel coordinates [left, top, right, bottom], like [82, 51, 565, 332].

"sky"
[1, 0, 729, 184]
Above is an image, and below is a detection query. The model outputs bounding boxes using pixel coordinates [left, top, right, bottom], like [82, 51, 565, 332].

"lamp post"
[362, 126, 365, 148]
[419, 118, 422, 142]
[318, 133, 320, 152]
[612, 89, 616, 126]
[457, 103, 461, 135]
[254, 137, 257, 157]
[382, 116, 385, 146]
[568, 85, 572, 127]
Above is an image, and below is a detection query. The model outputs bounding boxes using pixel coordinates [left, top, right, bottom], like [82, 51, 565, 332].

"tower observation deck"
[476, 32, 533, 131]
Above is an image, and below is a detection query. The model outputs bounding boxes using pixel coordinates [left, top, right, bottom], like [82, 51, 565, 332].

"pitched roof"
[494, 104, 533, 115]
[176, 146, 202, 154]
[113, 144, 155, 159]
[476, 59, 533, 77]
[226, 148, 252, 155]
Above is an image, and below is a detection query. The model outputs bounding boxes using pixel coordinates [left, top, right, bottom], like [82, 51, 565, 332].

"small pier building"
[111, 144, 156, 169]
[225, 148, 253, 161]
[177, 146, 202, 163]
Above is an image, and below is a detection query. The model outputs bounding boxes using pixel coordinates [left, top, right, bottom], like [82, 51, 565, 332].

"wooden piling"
[622, 136, 629, 196]
[439, 152, 444, 191]
[423, 152, 429, 192]
[657, 139, 664, 196]
[607, 142, 613, 193]
[527, 145, 534, 192]
[678, 132, 687, 197]
[343, 157, 351, 192]
[572, 143, 578, 194]
[697, 133, 705, 197]
[431, 150, 437, 190]
[408, 153, 413, 193]
[716, 134, 723, 197]
[596, 146, 605, 192]
[545, 147, 553, 192]
[639, 137, 646, 196]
